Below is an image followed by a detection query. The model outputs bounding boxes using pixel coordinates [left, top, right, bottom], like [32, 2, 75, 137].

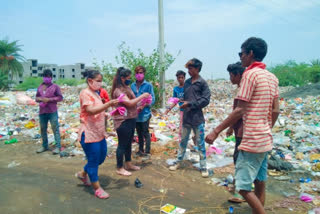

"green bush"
[15, 77, 42, 90]
[94, 42, 179, 107]
[269, 60, 320, 86]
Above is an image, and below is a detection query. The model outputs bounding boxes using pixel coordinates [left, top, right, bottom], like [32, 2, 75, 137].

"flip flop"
[116, 169, 132, 176]
[228, 194, 246, 203]
[95, 188, 110, 199]
[75, 172, 91, 186]
[125, 165, 141, 171]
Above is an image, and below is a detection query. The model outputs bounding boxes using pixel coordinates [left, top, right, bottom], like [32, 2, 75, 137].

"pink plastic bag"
[110, 107, 127, 116]
[16, 93, 36, 106]
[300, 194, 313, 203]
[139, 95, 152, 106]
[118, 93, 125, 102]
[168, 97, 179, 105]
[206, 146, 223, 156]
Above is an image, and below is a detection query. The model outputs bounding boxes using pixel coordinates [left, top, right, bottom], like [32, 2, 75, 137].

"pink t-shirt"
[78, 88, 105, 143]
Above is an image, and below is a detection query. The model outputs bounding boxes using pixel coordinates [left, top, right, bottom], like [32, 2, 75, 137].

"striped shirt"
[236, 62, 279, 153]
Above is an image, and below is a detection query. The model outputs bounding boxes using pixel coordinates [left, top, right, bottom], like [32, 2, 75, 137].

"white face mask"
[89, 80, 102, 91]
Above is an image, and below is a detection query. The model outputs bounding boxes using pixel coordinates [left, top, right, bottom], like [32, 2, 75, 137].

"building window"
[63, 75, 65, 78]
[32, 60, 37, 67]
[53, 75, 56, 78]
[30, 66, 32, 70]
[32, 70, 37, 74]
[80, 64, 84, 69]
[53, 68, 56, 71]
[30, 73, 32, 76]
[72, 68, 75, 72]
[72, 75, 75, 78]
[38, 66, 42, 70]
[19, 81, 23, 84]
[38, 74, 42, 77]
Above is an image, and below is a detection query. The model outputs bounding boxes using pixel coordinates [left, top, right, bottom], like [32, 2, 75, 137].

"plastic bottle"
[5, 138, 18, 144]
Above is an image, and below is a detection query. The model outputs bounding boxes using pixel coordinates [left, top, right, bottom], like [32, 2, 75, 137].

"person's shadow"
[79, 175, 130, 195]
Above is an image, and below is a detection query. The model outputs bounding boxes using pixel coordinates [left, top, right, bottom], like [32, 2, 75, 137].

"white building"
[13, 59, 86, 84]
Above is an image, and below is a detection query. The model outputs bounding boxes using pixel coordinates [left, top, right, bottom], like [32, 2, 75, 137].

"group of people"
[34, 37, 279, 213]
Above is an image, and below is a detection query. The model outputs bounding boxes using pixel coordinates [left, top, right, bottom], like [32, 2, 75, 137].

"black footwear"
[135, 178, 143, 188]
[136, 151, 144, 157]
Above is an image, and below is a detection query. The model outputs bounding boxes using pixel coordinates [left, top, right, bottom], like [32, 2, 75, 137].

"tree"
[94, 42, 179, 107]
[0, 38, 25, 81]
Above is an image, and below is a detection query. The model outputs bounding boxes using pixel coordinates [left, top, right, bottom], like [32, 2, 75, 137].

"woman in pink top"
[111, 67, 150, 176]
[75, 70, 118, 199]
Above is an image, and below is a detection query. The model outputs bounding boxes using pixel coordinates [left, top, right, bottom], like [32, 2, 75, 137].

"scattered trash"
[160, 203, 186, 214]
[5, 138, 18, 144]
[8, 161, 21, 168]
[134, 178, 143, 188]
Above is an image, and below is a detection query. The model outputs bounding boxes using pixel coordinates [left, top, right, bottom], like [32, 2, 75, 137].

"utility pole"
[158, 0, 165, 108]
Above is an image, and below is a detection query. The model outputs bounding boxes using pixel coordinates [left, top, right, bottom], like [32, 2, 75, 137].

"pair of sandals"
[116, 165, 141, 176]
[227, 186, 246, 203]
[75, 172, 109, 199]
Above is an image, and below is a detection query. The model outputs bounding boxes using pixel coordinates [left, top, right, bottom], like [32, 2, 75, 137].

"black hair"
[43, 69, 53, 77]
[227, 62, 245, 76]
[176, 70, 186, 77]
[83, 70, 101, 83]
[135, 65, 146, 73]
[111, 67, 132, 99]
[185, 58, 202, 72]
[241, 37, 268, 62]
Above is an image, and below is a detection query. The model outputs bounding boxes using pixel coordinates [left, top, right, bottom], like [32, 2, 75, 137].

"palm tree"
[0, 38, 25, 81]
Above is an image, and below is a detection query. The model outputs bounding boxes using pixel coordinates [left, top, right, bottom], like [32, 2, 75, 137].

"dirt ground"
[0, 140, 314, 214]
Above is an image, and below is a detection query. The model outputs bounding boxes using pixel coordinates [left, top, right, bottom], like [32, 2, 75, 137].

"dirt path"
[0, 140, 310, 214]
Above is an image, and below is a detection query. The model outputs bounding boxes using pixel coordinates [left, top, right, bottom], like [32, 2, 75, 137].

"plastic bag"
[16, 93, 36, 105]
[110, 107, 127, 116]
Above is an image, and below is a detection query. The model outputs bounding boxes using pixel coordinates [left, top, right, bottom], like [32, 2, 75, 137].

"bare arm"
[272, 97, 280, 128]
[121, 93, 149, 107]
[165, 103, 177, 114]
[205, 100, 248, 144]
[214, 100, 248, 134]
[85, 99, 118, 115]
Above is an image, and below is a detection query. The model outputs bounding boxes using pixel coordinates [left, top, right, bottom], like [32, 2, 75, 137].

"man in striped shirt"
[205, 37, 280, 214]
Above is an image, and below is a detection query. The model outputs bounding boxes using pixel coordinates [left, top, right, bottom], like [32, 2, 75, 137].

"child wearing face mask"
[35, 69, 63, 155]
[130, 66, 155, 158]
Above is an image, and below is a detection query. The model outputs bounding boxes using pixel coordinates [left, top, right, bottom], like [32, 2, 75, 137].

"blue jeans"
[177, 123, 207, 169]
[80, 133, 107, 183]
[39, 112, 61, 149]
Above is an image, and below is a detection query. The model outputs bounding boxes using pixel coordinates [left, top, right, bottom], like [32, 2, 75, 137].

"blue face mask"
[125, 79, 131, 85]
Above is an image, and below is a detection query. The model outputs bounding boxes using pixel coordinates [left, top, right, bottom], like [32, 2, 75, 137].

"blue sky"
[1, 0, 320, 80]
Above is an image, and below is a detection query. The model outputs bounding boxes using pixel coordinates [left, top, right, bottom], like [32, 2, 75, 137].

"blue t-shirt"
[173, 86, 184, 111]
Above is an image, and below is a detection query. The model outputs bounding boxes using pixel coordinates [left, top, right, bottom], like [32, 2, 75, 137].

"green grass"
[15, 77, 42, 90]
[15, 77, 85, 90]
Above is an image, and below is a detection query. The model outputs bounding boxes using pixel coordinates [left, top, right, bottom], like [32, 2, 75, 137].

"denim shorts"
[235, 150, 268, 192]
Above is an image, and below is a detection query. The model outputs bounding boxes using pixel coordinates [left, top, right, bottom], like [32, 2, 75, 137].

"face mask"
[135, 73, 144, 81]
[124, 79, 131, 86]
[43, 77, 52, 84]
[89, 80, 102, 91]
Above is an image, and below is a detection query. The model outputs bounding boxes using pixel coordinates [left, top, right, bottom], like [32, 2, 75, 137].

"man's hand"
[180, 101, 189, 109]
[226, 128, 233, 137]
[42, 97, 50, 103]
[205, 130, 219, 144]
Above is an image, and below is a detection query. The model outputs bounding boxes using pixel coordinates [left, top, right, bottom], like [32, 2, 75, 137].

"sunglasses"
[238, 52, 244, 57]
